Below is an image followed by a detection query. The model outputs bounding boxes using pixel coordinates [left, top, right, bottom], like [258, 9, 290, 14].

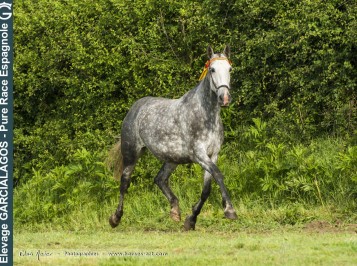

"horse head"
[205, 45, 232, 107]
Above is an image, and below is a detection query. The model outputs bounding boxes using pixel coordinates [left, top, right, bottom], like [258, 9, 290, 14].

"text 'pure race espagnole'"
[0, 1, 13, 265]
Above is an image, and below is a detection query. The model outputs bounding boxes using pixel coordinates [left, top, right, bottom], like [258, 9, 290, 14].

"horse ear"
[207, 46, 214, 59]
[223, 45, 230, 58]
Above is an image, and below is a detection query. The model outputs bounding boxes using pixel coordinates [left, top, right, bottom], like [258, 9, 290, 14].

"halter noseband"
[210, 74, 231, 93]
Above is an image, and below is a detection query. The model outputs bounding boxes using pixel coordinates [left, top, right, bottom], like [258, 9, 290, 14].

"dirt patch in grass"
[303, 220, 357, 233]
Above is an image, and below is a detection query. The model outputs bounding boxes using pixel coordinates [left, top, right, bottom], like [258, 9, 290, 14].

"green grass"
[15, 228, 357, 265]
[14, 137, 357, 265]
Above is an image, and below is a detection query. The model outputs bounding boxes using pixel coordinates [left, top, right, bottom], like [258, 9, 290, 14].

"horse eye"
[229, 67, 232, 72]
[210, 67, 215, 73]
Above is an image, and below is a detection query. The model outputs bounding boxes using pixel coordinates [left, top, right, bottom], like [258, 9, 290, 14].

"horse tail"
[106, 137, 123, 180]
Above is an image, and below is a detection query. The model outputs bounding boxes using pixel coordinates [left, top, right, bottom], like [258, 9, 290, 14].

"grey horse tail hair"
[106, 137, 123, 180]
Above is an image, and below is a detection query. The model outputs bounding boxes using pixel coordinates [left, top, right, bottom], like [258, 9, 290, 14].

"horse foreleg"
[154, 162, 180, 222]
[196, 154, 238, 221]
[184, 172, 212, 231]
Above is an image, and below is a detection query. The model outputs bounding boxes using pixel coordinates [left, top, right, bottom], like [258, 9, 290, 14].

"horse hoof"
[224, 210, 238, 220]
[109, 214, 120, 228]
[170, 208, 181, 222]
[184, 216, 196, 231]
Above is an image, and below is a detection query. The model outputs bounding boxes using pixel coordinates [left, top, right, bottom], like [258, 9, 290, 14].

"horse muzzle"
[217, 86, 231, 107]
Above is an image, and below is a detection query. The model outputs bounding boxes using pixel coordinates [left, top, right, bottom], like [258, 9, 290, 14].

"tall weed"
[223, 119, 356, 212]
[14, 149, 118, 224]
[14, 122, 357, 228]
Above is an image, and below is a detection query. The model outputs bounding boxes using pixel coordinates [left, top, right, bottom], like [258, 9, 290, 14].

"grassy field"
[15, 224, 357, 266]
[14, 177, 357, 265]
[13, 136, 357, 265]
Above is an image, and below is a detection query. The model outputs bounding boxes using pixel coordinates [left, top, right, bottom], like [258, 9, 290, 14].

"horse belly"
[139, 117, 193, 163]
[144, 132, 193, 163]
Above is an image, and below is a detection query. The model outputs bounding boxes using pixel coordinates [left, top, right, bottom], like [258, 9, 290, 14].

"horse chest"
[200, 127, 223, 155]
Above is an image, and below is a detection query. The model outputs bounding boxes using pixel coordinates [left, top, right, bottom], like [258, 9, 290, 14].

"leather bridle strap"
[209, 71, 231, 92]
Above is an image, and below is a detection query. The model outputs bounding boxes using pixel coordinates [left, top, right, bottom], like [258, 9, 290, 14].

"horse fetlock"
[183, 215, 196, 231]
[170, 207, 181, 222]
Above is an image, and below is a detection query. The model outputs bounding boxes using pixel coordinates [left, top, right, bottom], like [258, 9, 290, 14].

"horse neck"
[197, 77, 221, 115]
[179, 77, 221, 122]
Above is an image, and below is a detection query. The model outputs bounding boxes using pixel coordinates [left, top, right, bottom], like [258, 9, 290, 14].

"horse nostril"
[219, 93, 231, 106]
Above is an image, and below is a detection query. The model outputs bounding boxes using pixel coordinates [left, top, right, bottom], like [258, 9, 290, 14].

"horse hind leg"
[109, 164, 135, 228]
[109, 145, 144, 228]
[154, 162, 181, 222]
[184, 172, 212, 231]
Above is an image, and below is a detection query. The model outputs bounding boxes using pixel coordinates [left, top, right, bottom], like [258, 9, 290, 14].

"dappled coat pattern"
[109, 46, 237, 230]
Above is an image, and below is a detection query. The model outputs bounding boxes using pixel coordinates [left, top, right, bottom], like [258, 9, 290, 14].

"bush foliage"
[14, 0, 357, 225]
[15, 136, 357, 226]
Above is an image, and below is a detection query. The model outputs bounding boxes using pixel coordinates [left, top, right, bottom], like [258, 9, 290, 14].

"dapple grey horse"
[109, 46, 237, 230]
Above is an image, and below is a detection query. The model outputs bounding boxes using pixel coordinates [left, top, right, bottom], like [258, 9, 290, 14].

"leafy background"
[14, 0, 356, 228]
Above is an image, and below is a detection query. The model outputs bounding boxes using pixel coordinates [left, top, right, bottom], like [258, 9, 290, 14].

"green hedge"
[15, 0, 356, 184]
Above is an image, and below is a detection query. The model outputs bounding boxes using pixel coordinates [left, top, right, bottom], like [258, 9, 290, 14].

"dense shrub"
[14, 0, 356, 228]
[14, 0, 356, 185]
[14, 148, 117, 224]
[14, 130, 357, 226]
[222, 119, 357, 208]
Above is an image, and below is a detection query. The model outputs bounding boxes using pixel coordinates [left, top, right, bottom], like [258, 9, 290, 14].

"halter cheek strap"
[210, 73, 230, 92]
